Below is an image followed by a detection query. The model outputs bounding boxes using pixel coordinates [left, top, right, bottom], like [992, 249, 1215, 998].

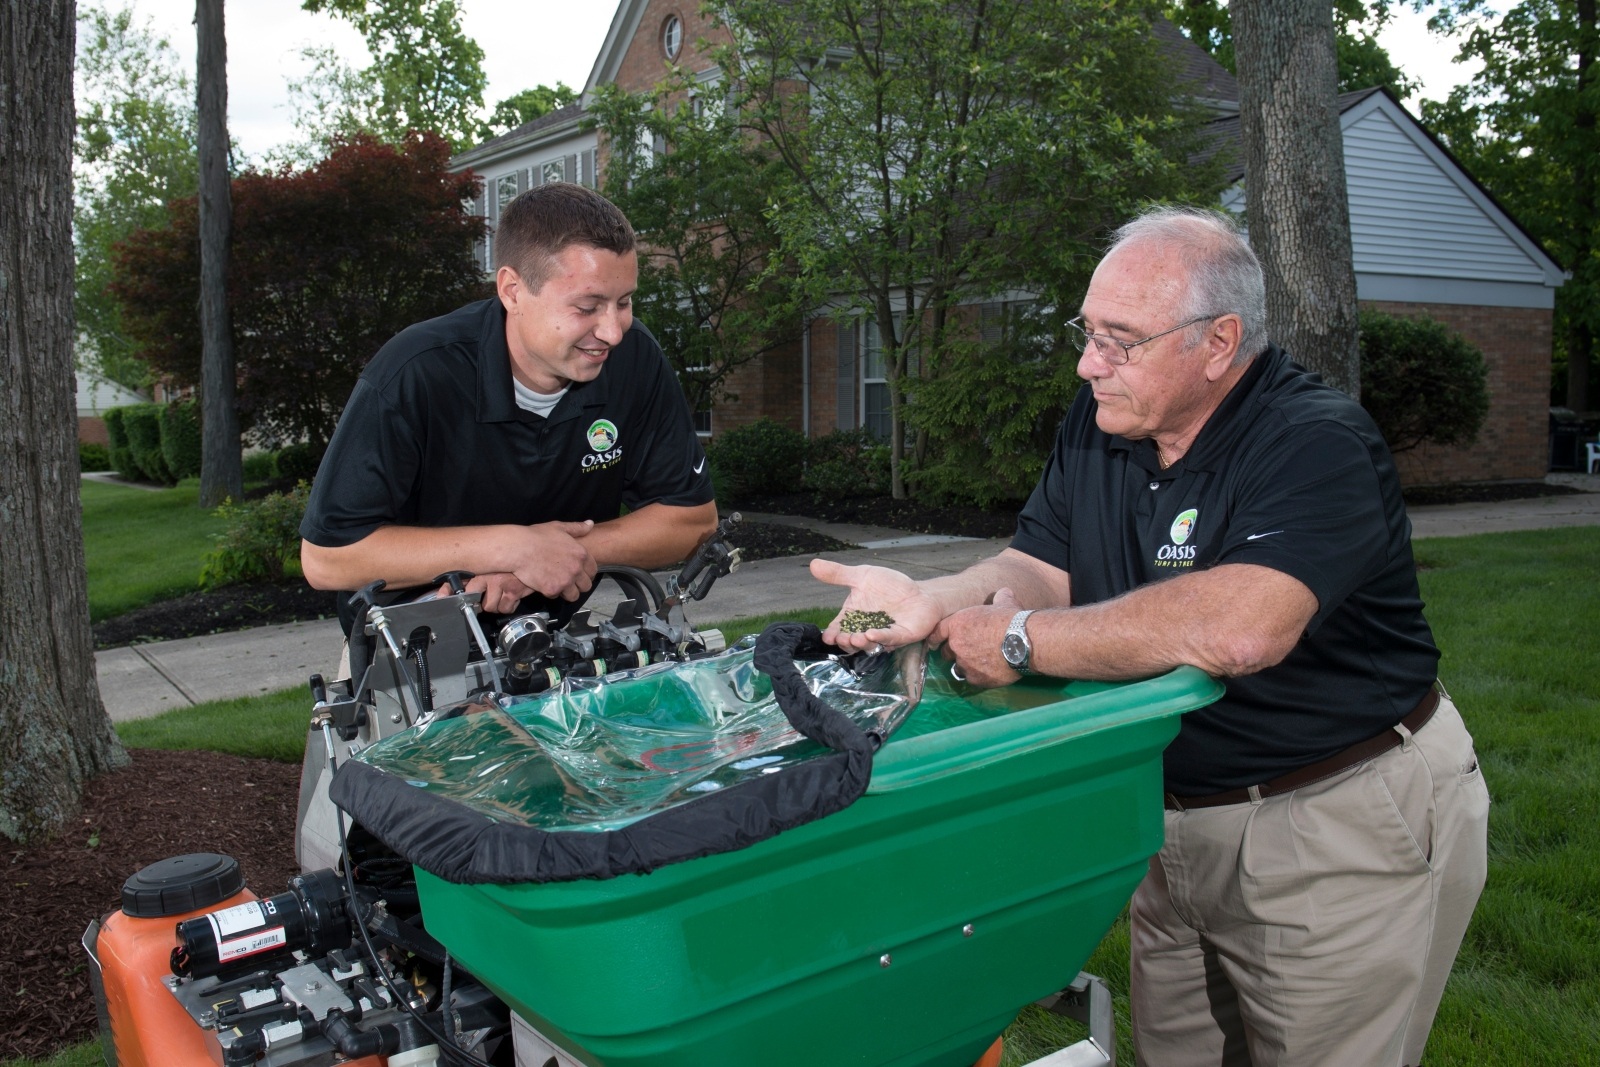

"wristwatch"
[1000, 609, 1037, 674]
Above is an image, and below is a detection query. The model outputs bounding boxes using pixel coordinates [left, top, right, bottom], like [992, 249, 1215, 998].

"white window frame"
[860, 316, 901, 441]
[662, 15, 683, 60]
[684, 364, 713, 436]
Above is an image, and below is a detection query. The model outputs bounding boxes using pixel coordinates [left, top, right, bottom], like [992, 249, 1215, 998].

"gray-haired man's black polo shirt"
[1012, 346, 1440, 795]
[301, 298, 713, 603]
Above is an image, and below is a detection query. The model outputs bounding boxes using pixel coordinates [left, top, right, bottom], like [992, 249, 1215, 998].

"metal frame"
[1024, 972, 1116, 1067]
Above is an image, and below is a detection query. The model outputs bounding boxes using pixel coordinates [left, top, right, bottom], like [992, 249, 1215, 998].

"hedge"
[120, 403, 175, 485]
[159, 399, 203, 480]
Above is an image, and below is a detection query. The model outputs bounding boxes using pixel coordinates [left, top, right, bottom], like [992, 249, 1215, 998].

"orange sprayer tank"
[87, 853, 256, 1067]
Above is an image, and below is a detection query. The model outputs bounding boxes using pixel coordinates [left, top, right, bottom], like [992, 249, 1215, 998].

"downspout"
[801, 315, 811, 437]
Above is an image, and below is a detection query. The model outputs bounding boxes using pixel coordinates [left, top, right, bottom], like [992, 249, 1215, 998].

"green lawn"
[13, 531, 1594, 1067]
[80, 479, 228, 621]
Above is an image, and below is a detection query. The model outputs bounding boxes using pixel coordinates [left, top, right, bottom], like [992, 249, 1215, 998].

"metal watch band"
[1002, 608, 1036, 673]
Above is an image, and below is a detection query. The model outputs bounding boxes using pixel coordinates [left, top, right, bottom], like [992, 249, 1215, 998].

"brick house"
[452, 3, 1564, 484]
[1214, 88, 1566, 483]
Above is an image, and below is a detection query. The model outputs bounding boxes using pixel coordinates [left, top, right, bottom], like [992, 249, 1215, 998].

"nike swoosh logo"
[1246, 530, 1285, 541]
[694, 458, 706, 474]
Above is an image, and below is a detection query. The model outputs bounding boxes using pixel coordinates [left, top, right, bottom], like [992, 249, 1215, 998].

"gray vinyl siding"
[1343, 106, 1549, 286]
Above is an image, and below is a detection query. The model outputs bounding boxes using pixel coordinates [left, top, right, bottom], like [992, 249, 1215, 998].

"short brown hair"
[493, 183, 636, 291]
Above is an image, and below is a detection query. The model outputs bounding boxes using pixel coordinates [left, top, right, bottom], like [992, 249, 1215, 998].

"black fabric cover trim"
[328, 623, 877, 884]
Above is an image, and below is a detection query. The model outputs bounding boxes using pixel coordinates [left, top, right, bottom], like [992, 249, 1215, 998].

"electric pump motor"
[170, 868, 351, 979]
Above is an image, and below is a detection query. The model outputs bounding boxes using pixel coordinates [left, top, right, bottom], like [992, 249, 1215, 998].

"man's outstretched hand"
[810, 559, 944, 651]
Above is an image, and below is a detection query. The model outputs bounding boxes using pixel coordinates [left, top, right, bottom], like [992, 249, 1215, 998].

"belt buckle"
[1163, 792, 1186, 812]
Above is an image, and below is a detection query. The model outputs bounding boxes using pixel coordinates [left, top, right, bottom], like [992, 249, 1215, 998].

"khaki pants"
[1129, 695, 1489, 1067]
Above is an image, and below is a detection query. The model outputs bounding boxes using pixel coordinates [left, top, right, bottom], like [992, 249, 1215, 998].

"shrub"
[103, 405, 135, 476]
[79, 441, 112, 472]
[241, 449, 278, 484]
[199, 481, 311, 589]
[121, 403, 175, 484]
[1359, 310, 1491, 454]
[274, 441, 324, 482]
[159, 399, 203, 480]
[802, 428, 890, 497]
[706, 418, 808, 500]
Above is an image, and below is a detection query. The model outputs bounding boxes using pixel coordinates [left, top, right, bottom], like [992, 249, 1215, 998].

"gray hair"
[1107, 205, 1268, 363]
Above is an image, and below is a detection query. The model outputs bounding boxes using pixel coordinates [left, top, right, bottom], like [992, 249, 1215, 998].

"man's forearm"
[300, 502, 720, 593]
[581, 501, 719, 570]
[920, 548, 1074, 617]
[301, 525, 574, 592]
[1021, 564, 1316, 681]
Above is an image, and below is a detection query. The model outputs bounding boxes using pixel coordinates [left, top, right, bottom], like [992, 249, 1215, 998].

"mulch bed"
[93, 580, 337, 649]
[1400, 480, 1584, 506]
[0, 748, 301, 1062]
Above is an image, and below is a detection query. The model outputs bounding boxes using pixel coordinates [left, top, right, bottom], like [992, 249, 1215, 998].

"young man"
[813, 206, 1489, 1066]
[301, 183, 717, 619]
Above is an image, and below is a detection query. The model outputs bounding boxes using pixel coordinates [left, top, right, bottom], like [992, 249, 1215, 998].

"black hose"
[596, 564, 667, 612]
[408, 638, 434, 713]
[321, 1008, 401, 1059]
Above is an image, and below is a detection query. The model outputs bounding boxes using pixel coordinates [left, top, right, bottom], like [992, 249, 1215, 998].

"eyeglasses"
[1065, 315, 1214, 366]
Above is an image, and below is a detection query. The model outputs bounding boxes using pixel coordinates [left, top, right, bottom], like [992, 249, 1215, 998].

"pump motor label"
[209, 901, 267, 936]
[214, 926, 288, 964]
[206, 900, 287, 964]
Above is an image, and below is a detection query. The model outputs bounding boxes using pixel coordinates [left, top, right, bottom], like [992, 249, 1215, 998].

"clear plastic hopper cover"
[352, 637, 926, 833]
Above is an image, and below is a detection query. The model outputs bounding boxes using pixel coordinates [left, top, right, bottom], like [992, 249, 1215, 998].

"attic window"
[662, 15, 682, 60]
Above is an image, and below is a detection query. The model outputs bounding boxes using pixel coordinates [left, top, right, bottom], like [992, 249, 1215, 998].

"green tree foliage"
[907, 307, 1085, 507]
[1358, 308, 1490, 453]
[1166, 1, 1419, 96]
[112, 134, 487, 450]
[480, 83, 580, 140]
[714, 0, 1222, 498]
[589, 75, 799, 428]
[296, 0, 487, 151]
[1421, 0, 1598, 411]
[73, 4, 198, 392]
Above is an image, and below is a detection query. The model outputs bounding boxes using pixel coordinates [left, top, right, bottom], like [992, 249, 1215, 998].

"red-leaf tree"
[113, 132, 487, 449]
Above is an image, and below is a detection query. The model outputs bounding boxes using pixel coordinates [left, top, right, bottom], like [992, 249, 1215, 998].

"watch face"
[1001, 632, 1028, 667]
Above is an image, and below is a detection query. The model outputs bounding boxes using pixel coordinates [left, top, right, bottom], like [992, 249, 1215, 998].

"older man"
[814, 206, 1488, 1066]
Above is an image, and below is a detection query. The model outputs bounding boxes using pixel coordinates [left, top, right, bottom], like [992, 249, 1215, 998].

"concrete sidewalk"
[94, 475, 1600, 723]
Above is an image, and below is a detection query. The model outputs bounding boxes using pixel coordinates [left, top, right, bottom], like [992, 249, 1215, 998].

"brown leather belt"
[1164, 684, 1441, 812]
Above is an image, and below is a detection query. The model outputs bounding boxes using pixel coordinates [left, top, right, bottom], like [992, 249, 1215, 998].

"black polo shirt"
[1012, 346, 1439, 794]
[301, 297, 713, 583]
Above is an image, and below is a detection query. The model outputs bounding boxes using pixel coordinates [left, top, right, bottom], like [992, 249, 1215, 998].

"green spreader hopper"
[413, 665, 1222, 1067]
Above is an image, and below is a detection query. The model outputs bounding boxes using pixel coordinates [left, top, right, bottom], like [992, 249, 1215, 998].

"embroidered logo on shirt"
[582, 419, 623, 473]
[587, 420, 619, 452]
[1169, 509, 1197, 545]
[1155, 508, 1198, 568]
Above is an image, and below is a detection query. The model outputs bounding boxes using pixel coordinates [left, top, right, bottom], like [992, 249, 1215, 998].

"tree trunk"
[1232, 0, 1361, 397]
[197, 0, 242, 506]
[0, 0, 129, 844]
[1567, 0, 1596, 413]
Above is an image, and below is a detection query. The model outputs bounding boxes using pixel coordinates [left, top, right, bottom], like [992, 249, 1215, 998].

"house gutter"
[801, 316, 811, 437]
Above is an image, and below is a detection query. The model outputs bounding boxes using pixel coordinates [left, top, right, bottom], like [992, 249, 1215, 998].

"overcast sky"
[91, 0, 1482, 163]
